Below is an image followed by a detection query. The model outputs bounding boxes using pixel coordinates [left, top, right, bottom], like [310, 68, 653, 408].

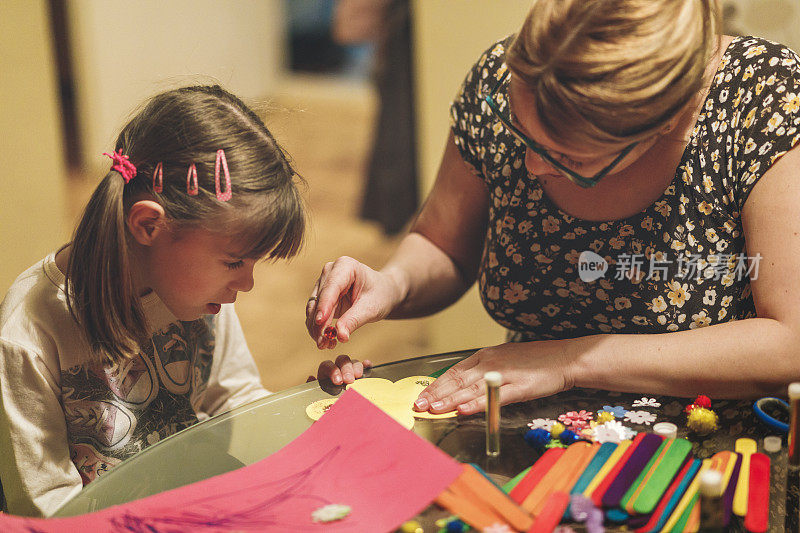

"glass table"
[53, 349, 797, 531]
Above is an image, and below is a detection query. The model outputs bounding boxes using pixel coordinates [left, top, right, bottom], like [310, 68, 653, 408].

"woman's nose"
[525, 148, 557, 175]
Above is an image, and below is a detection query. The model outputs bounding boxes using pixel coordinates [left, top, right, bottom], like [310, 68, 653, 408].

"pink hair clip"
[103, 149, 137, 184]
[214, 149, 232, 202]
[152, 162, 163, 193]
[186, 163, 198, 196]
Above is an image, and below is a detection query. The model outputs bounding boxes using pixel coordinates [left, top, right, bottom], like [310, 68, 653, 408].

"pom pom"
[694, 395, 712, 409]
[595, 411, 616, 424]
[524, 428, 551, 449]
[446, 519, 466, 532]
[559, 429, 582, 445]
[687, 407, 719, 435]
[684, 403, 697, 414]
[550, 422, 566, 439]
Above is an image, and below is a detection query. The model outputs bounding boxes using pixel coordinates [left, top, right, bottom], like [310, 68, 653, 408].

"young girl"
[0, 85, 306, 517]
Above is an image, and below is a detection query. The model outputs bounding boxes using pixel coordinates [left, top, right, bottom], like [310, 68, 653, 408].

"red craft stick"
[744, 453, 770, 533]
[508, 448, 565, 504]
[527, 491, 570, 533]
[591, 432, 646, 507]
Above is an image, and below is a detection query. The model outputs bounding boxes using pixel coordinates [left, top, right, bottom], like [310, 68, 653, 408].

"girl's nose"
[231, 262, 255, 293]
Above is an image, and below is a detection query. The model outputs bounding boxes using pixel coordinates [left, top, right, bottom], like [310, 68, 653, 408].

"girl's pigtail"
[65, 171, 148, 365]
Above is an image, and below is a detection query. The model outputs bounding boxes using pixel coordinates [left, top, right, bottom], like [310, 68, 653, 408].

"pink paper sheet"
[2, 390, 462, 532]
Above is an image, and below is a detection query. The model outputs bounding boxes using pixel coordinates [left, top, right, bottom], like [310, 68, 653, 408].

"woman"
[306, 0, 800, 415]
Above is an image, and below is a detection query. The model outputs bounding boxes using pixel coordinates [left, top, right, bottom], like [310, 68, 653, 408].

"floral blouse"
[450, 36, 800, 341]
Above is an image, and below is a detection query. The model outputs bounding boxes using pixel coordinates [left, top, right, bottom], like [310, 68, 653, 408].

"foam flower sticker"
[632, 397, 661, 408]
[311, 504, 351, 523]
[593, 421, 630, 444]
[624, 410, 657, 425]
[599, 405, 627, 419]
[527, 418, 556, 431]
[558, 410, 593, 430]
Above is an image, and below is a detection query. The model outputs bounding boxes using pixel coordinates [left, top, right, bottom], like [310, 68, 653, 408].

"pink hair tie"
[214, 149, 232, 202]
[103, 149, 137, 184]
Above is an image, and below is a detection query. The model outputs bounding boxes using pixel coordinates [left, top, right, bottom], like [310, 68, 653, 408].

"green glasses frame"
[483, 71, 638, 188]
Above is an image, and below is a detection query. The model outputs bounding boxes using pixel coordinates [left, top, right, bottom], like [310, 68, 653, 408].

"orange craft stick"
[528, 491, 571, 533]
[591, 433, 646, 507]
[509, 448, 566, 504]
[436, 487, 508, 530]
[532, 442, 599, 516]
[522, 441, 596, 514]
[460, 465, 534, 531]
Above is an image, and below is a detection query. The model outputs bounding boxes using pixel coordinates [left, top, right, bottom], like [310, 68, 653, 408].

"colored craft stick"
[733, 437, 758, 516]
[603, 433, 663, 508]
[583, 439, 633, 497]
[572, 442, 618, 495]
[436, 486, 507, 530]
[723, 453, 742, 526]
[744, 453, 770, 533]
[503, 465, 532, 493]
[591, 433, 646, 506]
[470, 463, 505, 492]
[461, 464, 533, 531]
[509, 448, 565, 504]
[627, 438, 693, 514]
[661, 459, 711, 532]
[523, 442, 596, 515]
[682, 494, 701, 532]
[635, 458, 701, 533]
[528, 491, 570, 533]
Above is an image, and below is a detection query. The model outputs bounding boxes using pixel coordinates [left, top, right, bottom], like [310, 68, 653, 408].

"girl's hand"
[413, 341, 578, 416]
[307, 355, 373, 385]
[305, 256, 406, 349]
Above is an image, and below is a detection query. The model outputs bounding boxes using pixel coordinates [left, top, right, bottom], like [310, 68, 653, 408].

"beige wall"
[0, 1, 68, 293]
[68, 0, 286, 177]
[411, 1, 533, 351]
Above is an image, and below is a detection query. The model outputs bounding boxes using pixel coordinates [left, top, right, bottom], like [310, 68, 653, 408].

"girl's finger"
[335, 354, 355, 383]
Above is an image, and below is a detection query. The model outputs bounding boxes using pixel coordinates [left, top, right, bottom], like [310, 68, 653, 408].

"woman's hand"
[413, 341, 578, 415]
[307, 355, 373, 385]
[305, 256, 407, 349]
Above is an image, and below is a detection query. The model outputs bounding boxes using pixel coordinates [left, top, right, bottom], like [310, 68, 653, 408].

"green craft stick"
[620, 438, 671, 511]
[629, 438, 693, 515]
[502, 466, 532, 493]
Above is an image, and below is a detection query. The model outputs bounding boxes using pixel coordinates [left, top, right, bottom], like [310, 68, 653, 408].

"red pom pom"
[694, 395, 712, 409]
[684, 403, 697, 414]
[323, 326, 338, 340]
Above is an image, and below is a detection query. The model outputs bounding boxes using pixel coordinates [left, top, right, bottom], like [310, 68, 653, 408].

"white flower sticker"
[527, 418, 556, 431]
[632, 397, 661, 408]
[624, 410, 658, 425]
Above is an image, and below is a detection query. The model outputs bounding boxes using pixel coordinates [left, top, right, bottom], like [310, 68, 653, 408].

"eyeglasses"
[483, 71, 638, 188]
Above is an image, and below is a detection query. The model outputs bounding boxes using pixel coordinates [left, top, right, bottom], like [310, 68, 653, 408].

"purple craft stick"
[601, 433, 664, 508]
[723, 452, 742, 526]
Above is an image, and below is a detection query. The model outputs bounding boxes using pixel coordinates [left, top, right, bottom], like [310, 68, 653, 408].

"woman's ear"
[127, 200, 167, 246]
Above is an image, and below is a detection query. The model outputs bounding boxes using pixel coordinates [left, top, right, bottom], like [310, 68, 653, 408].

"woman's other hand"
[413, 340, 582, 415]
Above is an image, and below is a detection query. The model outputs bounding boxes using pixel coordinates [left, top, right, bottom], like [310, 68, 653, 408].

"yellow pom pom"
[550, 422, 566, 439]
[687, 407, 719, 435]
[596, 411, 616, 424]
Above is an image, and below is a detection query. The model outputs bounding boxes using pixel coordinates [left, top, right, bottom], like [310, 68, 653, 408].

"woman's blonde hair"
[65, 85, 306, 365]
[506, 0, 720, 147]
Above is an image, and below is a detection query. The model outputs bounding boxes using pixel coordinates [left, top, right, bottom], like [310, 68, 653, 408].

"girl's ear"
[127, 200, 167, 246]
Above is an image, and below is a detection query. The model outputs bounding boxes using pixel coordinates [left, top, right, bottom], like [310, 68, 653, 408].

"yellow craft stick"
[583, 440, 632, 497]
[522, 441, 595, 514]
[661, 459, 711, 532]
[732, 437, 757, 516]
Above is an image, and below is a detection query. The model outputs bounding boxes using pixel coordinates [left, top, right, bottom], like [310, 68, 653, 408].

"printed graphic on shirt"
[61, 317, 215, 485]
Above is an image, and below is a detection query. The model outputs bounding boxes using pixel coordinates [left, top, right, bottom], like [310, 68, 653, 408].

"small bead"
[324, 326, 337, 340]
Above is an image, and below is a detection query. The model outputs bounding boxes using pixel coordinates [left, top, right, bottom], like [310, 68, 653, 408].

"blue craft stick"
[606, 508, 629, 523]
[562, 442, 617, 521]
[644, 458, 703, 533]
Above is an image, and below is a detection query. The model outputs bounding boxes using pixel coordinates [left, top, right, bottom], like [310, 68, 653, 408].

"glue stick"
[786, 382, 800, 533]
[698, 469, 724, 532]
[485, 371, 502, 457]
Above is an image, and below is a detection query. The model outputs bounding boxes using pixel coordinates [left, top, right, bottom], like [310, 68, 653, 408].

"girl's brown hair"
[506, 0, 721, 147]
[65, 85, 306, 364]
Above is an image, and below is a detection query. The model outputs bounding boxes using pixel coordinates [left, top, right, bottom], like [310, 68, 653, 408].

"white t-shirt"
[0, 252, 270, 517]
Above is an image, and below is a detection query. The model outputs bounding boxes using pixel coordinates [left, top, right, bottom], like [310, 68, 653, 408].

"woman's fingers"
[413, 356, 481, 411]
